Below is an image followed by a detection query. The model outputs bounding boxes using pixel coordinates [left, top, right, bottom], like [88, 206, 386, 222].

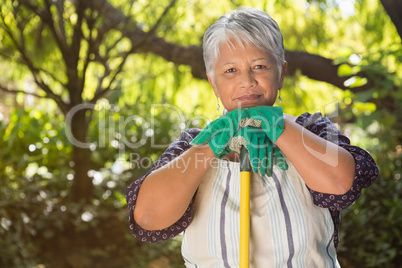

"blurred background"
[0, 0, 401, 267]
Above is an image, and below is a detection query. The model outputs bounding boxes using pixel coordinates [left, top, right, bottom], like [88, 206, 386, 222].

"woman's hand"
[226, 126, 288, 176]
[239, 106, 285, 143]
[191, 107, 288, 176]
[190, 106, 285, 146]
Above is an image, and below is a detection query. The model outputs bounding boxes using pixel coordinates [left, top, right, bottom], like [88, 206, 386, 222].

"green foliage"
[0, 104, 198, 267]
[336, 45, 402, 268]
[0, 108, 71, 267]
[0, 0, 401, 267]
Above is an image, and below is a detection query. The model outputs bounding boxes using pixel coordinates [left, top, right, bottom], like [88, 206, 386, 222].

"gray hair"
[203, 7, 285, 82]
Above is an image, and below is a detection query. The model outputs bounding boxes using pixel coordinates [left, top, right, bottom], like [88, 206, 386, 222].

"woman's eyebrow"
[221, 62, 236, 67]
[252, 57, 268, 62]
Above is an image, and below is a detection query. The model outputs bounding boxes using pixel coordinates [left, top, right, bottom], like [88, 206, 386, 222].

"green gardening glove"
[192, 106, 285, 146]
[190, 106, 284, 147]
[190, 115, 237, 158]
[192, 124, 273, 175]
[227, 127, 287, 176]
[191, 123, 287, 176]
[189, 109, 245, 147]
[239, 106, 285, 143]
[273, 144, 288, 171]
[236, 106, 287, 173]
[191, 106, 288, 175]
[227, 126, 274, 176]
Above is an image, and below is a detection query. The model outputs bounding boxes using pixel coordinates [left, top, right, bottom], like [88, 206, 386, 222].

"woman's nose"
[239, 70, 257, 88]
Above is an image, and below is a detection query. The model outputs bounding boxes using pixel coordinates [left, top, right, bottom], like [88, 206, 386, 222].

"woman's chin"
[229, 101, 266, 110]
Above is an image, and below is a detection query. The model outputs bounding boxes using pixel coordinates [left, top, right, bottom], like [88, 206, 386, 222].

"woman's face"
[208, 40, 287, 112]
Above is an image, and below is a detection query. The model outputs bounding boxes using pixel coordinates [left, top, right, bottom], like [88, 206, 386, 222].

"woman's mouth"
[238, 94, 260, 101]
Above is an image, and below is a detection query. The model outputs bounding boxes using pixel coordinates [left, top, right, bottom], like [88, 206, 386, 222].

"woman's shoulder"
[285, 112, 329, 126]
[180, 128, 202, 141]
[295, 112, 329, 126]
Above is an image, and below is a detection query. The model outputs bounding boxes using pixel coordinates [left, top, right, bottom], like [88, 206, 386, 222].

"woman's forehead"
[216, 40, 272, 63]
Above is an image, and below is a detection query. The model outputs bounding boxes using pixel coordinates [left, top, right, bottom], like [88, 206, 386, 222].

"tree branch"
[19, 0, 69, 56]
[90, 50, 131, 104]
[81, 9, 98, 92]
[89, 0, 178, 103]
[55, 0, 67, 41]
[285, 51, 375, 92]
[130, 30, 374, 92]
[131, 0, 178, 50]
[380, 0, 402, 41]
[0, 84, 47, 99]
[80, 0, 386, 96]
[41, 0, 69, 55]
[71, 1, 85, 63]
[0, 49, 67, 89]
[0, 9, 68, 114]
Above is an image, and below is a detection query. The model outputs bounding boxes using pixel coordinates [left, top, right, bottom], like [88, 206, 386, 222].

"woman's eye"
[254, 65, 266, 69]
[225, 68, 236, 73]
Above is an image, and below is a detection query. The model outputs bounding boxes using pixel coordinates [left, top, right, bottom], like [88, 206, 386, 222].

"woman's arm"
[126, 129, 215, 242]
[276, 114, 356, 195]
[134, 144, 215, 231]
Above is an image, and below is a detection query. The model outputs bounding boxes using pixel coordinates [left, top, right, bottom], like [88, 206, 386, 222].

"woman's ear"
[278, 61, 288, 89]
[207, 72, 220, 98]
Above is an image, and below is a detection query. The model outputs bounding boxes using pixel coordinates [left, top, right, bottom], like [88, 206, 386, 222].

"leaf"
[337, 63, 353, 77]
[355, 89, 374, 102]
[344, 76, 368, 88]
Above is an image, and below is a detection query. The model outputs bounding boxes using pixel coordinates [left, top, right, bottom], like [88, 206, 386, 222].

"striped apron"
[181, 159, 341, 268]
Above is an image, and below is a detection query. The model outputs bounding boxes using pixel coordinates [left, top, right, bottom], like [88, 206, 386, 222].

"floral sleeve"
[295, 112, 379, 211]
[125, 128, 201, 243]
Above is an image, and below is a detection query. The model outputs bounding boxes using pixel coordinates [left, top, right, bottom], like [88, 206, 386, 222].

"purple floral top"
[125, 112, 378, 248]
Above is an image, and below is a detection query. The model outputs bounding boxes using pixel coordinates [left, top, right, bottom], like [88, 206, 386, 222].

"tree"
[0, 0, 179, 202]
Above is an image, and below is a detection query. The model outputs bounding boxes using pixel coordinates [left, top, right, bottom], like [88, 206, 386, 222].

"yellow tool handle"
[240, 170, 250, 268]
[240, 146, 251, 268]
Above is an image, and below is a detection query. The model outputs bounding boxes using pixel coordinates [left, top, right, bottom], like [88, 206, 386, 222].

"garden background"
[0, 0, 401, 267]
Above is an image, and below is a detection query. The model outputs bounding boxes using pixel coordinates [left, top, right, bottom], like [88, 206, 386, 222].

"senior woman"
[125, 7, 378, 267]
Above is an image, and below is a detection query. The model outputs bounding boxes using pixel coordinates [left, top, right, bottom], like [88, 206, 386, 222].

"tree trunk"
[69, 108, 93, 202]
